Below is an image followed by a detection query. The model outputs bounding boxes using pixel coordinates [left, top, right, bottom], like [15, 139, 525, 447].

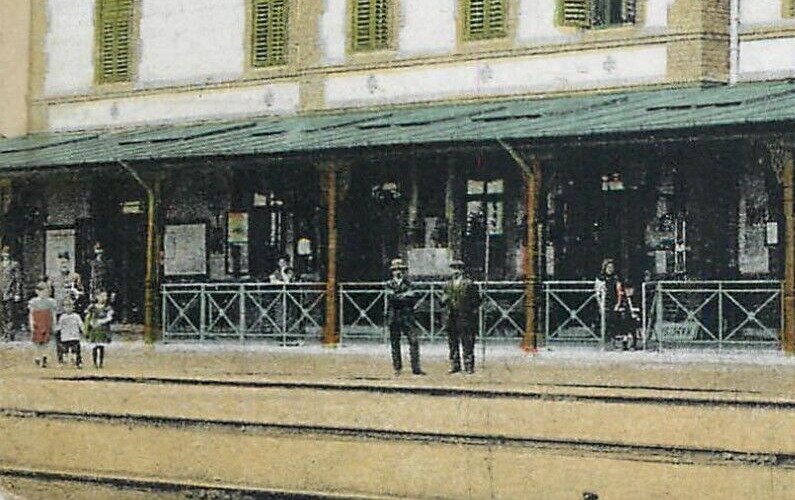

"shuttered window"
[559, 0, 636, 28]
[463, 0, 506, 41]
[352, 0, 390, 52]
[252, 0, 289, 67]
[96, 0, 134, 84]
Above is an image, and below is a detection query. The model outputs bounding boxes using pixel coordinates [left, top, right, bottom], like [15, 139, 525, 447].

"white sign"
[45, 228, 75, 277]
[407, 248, 452, 276]
[164, 224, 207, 276]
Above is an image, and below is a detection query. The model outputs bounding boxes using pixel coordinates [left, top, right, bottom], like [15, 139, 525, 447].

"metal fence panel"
[543, 281, 602, 344]
[162, 283, 325, 343]
[642, 281, 782, 348]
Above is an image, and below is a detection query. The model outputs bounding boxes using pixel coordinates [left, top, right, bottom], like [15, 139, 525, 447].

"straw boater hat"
[390, 258, 408, 271]
[450, 259, 465, 269]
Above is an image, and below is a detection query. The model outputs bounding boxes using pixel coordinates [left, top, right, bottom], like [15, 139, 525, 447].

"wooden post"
[445, 160, 463, 259]
[497, 140, 541, 352]
[324, 166, 339, 345]
[521, 157, 541, 352]
[118, 161, 158, 344]
[783, 147, 795, 354]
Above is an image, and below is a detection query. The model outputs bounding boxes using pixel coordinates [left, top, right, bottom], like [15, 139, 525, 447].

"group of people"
[386, 258, 480, 376]
[0, 242, 116, 369]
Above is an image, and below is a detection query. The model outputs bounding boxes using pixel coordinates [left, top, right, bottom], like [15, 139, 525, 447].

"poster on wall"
[738, 176, 769, 275]
[164, 223, 207, 276]
[226, 212, 249, 275]
[45, 228, 75, 277]
[227, 212, 249, 243]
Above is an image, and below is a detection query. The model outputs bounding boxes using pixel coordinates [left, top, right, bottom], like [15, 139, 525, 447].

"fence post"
[641, 282, 647, 351]
[544, 283, 550, 345]
[430, 283, 436, 341]
[339, 284, 346, 345]
[282, 284, 288, 345]
[199, 284, 206, 341]
[718, 282, 724, 350]
[655, 282, 663, 351]
[238, 284, 245, 341]
[599, 288, 606, 348]
[161, 286, 168, 342]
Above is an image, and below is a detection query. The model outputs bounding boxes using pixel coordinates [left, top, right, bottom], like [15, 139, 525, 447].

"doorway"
[550, 163, 651, 285]
[90, 179, 146, 324]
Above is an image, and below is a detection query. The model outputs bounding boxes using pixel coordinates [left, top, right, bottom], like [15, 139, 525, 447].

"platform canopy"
[2, 80, 795, 171]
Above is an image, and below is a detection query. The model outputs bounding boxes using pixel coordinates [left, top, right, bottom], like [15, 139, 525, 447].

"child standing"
[56, 297, 83, 368]
[85, 290, 113, 368]
[28, 281, 57, 367]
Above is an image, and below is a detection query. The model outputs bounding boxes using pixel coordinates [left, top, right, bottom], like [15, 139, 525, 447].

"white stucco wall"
[739, 0, 782, 24]
[738, 38, 795, 80]
[44, 0, 95, 96]
[325, 45, 668, 107]
[47, 83, 300, 131]
[319, 0, 347, 64]
[398, 0, 456, 55]
[137, 0, 245, 87]
[516, 0, 562, 41]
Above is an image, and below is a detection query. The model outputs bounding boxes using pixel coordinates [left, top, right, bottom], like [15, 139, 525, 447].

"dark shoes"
[448, 368, 461, 374]
[412, 370, 427, 376]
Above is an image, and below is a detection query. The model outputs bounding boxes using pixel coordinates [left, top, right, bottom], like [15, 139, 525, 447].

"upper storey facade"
[10, 0, 795, 134]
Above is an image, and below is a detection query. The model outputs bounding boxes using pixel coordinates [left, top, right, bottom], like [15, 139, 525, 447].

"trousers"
[446, 314, 476, 373]
[58, 340, 82, 366]
[389, 315, 420, 373]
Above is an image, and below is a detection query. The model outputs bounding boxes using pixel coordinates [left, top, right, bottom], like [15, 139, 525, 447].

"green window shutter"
[373, 0, 389, 48]
[464, 0, 506, 40]
[621, 0, 636, 23]
[252, 0, 289, 67]
[97, 0, 133, 84]
[558, 0, 591, 28]
[352, 0, 390, 51]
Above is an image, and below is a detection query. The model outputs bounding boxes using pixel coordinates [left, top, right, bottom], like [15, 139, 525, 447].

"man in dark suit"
[443, 260, 480, 374]
[385, 258, 424, 376]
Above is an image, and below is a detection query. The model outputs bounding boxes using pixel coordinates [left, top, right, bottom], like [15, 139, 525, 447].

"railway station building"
[0, 0, 793, 350]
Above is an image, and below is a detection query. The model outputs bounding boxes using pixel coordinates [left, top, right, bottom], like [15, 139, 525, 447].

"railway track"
[3, 372, 795, 498]
[51, 374, 795, 410]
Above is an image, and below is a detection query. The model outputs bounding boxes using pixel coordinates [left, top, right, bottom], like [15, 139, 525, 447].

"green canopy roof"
[2, 80, 795, 171]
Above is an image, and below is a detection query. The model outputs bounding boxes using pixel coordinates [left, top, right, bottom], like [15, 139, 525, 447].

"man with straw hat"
[385, 258, 425, 376]
[443, 259, 480, 374]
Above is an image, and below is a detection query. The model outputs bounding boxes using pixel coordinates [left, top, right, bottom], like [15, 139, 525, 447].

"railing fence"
[162, 280, 783, 348]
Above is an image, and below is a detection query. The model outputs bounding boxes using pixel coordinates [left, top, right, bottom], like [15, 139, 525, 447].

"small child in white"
[56, 297, 83, 368]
